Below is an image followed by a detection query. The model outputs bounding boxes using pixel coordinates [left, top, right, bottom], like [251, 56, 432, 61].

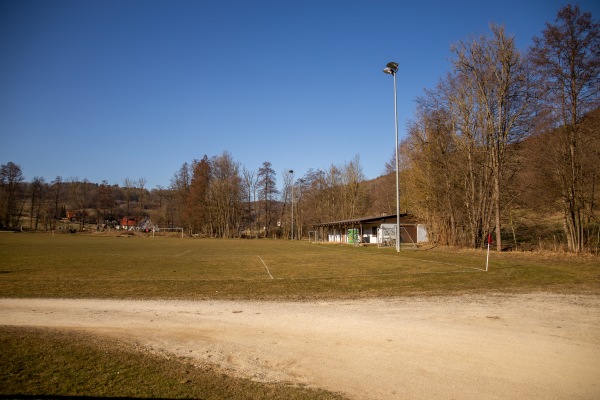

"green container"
[347, 229, 359, 243]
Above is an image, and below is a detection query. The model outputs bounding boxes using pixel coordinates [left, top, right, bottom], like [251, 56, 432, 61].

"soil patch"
[1, 293, 599, 399]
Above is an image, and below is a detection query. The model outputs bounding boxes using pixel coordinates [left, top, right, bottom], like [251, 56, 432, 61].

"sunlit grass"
[1, 232, 598, 299]
[0, 326, 348, 399]
[1, 232, 598, 399]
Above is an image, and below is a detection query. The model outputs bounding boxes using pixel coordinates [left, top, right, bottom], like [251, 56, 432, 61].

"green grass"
[1, 232, 598, 299]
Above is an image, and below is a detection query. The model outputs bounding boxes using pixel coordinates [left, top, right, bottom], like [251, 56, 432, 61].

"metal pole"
[393, 71, 400, 252]
[383, 62, 400, 252]
[289, 170, 294, 240]
[486, 240, 490, 272]
[486, 233, 491, 272]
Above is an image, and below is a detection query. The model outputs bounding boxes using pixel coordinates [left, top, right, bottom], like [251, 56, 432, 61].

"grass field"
[1, 232, 598, 399]
[1, 232, 599, 299]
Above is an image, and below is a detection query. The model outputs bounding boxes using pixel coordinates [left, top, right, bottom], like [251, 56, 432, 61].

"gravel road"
[1, 293, 599, 399]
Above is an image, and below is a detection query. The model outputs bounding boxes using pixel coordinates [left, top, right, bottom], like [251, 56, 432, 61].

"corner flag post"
[486, 233, 492, 272]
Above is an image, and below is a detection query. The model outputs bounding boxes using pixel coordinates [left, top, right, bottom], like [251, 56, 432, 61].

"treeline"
[398, 5, 600, 253]
[1, 5, 599, 253]
[165, 153, 371, 238]
[0, 154, 373, 239]
[0, 169, 154, 232]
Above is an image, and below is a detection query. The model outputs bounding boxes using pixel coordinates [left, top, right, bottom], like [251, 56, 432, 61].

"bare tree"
[68, 178, 92, 230]
[95, 180, 115, 224]
[402, 94, 461, 246]
[529, 4, 600, 252]
[169, 162, 192, 230]
[51, 176, 63, 225]
[137, 177, 147, 215]
[442, 71, 494, 247]
[451, 24, 531, 250]
[0, 161, 25, 228]
[242, 167, 258, 237]
[280, 169, 294, 239]
[324, 165, 342, 221]
[295, 168, 328, 235]
[339, 155, 367, 220]
[122, 177, 135, 217]
[208, 152, 243, 238]
[153, 185, 176, 228]
[29, 177, 45, 230]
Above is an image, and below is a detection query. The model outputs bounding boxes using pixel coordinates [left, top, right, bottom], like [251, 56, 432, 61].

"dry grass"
[0, 232, 598, 300]
[0, 325, 347, 399]
[1, 232, 598, 399]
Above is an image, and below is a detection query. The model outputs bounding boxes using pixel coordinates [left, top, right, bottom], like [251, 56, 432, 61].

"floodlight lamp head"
[383, 61, 398, 75]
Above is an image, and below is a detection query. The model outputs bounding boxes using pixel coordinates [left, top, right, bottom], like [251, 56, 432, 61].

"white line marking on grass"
[174, 250, 191, 257]
[257, 255, 274, 279]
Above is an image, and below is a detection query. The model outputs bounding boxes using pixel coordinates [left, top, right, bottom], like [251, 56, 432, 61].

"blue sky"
[1, 0, 599, 189]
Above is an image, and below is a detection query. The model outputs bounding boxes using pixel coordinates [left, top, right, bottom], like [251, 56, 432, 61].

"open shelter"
[312, 214, 428, 246]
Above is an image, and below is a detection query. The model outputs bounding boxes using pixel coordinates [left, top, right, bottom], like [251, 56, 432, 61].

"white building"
[312, 214, 428, 246]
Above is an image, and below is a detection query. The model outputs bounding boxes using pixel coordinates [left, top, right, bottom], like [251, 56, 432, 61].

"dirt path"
[1, 294, 599, 399]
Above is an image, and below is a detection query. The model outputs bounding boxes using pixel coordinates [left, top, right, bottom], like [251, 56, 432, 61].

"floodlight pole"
[289, 170, 294, 240]
[383, 61, 401, 252]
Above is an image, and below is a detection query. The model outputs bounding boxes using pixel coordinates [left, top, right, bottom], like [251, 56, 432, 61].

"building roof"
[312, 213, 416, 228]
